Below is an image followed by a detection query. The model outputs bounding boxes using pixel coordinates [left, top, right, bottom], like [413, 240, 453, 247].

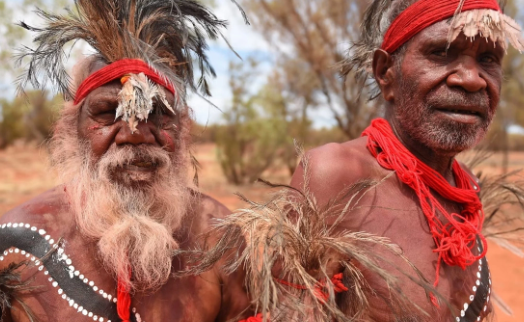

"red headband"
[73, 59, 175, 105]
[381, 0, 501, 53]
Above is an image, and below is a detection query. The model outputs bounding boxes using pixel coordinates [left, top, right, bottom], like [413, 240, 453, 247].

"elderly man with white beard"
[0, 0, 251, 321]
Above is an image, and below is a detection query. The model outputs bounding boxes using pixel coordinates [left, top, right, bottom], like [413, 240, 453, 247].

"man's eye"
[479, 54, 497, 64]
[93, 109, 116, 124]
[431, 50, 447, 57]
[98, 110, 116, 117]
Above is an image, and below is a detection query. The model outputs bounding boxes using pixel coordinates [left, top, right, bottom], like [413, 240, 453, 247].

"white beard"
[57, 140, 191, 291]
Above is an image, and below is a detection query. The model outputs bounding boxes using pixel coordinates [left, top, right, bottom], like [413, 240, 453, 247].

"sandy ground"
[0, 143, 523, 321]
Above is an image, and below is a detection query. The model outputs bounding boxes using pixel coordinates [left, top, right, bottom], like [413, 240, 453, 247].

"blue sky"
[186, 0, 273, 125]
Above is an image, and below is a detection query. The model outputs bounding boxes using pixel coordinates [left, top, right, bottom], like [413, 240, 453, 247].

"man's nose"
[446, 57, 487, 93]
[114, 120, 157, 146]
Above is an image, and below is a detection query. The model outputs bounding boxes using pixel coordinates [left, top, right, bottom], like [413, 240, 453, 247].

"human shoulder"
[0, 186, 71, 230]
[0, 187, 73, 290]
[198, 193, 231, 220]
[290, 138, 379, 206]
[189, 193, 231, 236]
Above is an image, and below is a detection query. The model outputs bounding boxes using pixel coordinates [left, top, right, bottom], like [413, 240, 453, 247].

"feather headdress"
[16, 0, 248, 131]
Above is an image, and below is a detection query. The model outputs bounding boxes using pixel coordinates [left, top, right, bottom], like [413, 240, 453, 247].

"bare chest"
[340, 179, 492, 321]
[0, 222, 222, 322]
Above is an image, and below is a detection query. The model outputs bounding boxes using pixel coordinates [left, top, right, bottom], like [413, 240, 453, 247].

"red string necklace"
[117, 268, 132, 322]
[362, 118, 487, 306]
[238, 274, 348, 322]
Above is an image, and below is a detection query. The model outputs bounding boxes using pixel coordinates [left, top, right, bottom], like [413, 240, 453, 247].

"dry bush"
[0, 90, 62, 149]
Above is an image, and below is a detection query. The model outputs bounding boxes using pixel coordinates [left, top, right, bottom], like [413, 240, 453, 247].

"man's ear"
[372, 49, 396, 102]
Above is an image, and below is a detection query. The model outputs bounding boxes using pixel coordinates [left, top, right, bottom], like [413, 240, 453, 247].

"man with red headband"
[288, 0, 523, 320]
[0, 0, 251, 321]
[192, 0, 524, 321]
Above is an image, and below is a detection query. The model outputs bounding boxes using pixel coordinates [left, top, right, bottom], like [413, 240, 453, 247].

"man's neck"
[385, 117, 457, 184]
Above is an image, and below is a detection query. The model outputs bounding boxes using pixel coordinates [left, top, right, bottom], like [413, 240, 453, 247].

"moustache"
[97, 145, 171, 173]
[425, 87, 490, 114]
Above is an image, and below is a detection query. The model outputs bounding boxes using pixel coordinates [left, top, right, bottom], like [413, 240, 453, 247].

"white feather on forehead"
[116, 73, 175, 133]
[448, 9, 524, 52]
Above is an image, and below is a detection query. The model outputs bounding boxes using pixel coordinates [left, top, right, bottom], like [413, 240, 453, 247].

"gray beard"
[65, 143, 191, 292]
[394, 76, 494, 154]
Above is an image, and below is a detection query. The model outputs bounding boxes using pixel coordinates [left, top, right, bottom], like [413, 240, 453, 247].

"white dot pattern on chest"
[454, 244, 492, 322]
[0, 222, 144, 322]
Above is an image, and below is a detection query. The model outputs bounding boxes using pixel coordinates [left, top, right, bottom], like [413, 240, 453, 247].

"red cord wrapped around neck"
[362, 118, 487, 306]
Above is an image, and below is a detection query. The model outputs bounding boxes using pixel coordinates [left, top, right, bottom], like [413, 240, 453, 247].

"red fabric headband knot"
[381, 0, 501, 53]
[73, 59, 176, 105]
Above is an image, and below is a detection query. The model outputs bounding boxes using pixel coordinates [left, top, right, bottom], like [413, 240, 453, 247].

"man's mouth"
[434, 106, 484, 124]
[122, 160, 158, 172]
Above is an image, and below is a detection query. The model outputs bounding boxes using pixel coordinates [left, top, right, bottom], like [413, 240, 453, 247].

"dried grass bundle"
[186, 148, 441, 321]
[478, 170, 524, 256]
[461, 150, 524, 258]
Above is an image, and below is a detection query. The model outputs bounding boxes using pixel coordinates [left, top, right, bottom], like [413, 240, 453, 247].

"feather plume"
[339, 0, 391, 100]
[184, 147, 443, 321]
[117, 73, 174, 132]
[448, 9, 524, 52]
[16, 0, 248, 101]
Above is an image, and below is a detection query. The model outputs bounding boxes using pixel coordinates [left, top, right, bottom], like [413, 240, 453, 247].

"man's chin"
[424, 128, 485, 155]
[110, 168, 158, 188]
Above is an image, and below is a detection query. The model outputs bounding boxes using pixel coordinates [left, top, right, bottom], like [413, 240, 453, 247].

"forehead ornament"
[74, 59, 175, 133]
[381, 0, 524, 54]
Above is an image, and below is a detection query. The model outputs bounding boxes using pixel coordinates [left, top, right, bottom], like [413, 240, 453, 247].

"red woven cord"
[275, 273, 349, 301]
[241, 274, 348, 322]
[361, 118, 487, 306]
[73, 59, 175, 105]
[331, 273, 349, 294]
[117, 267, 132, 322]
[381, 0, 500, 53]
[239, 313, 263, 322]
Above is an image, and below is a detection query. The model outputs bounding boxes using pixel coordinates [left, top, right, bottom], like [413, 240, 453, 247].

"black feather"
[16, 0, 249, 101]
